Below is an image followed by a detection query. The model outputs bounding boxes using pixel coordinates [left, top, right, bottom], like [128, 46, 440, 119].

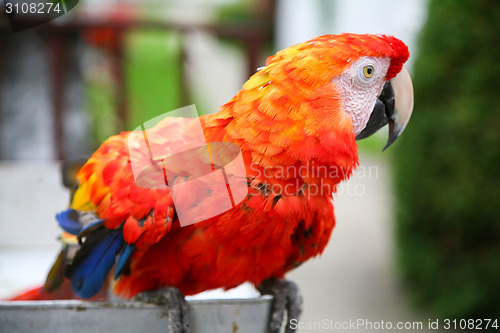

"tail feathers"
[10, 207, 123, 301]
[9, 287, 46, 301]
[43, 248, 67, 293]
[9, 278, 108, 301]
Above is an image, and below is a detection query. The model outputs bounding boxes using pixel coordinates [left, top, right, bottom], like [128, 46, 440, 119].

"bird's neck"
[202, 78, 359, 197]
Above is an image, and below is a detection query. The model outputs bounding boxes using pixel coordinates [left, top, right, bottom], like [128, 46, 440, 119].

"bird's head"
[311, 33, 413, 150]
[216, 33, 413, 176]
[232, 33, 413, 152]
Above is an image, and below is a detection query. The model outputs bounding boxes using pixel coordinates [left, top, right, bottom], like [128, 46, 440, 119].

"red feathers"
[36, 33, 410, 299]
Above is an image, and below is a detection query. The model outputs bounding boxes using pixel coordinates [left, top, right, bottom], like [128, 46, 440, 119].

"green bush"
[394, 0, 500, 321]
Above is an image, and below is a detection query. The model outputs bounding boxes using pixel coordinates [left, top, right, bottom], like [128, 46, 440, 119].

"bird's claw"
[258, 279, 303, 333]
[134, 287, 191, 333]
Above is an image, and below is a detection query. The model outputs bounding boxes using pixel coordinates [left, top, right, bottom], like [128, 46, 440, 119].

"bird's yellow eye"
[363, 65, 374, 78]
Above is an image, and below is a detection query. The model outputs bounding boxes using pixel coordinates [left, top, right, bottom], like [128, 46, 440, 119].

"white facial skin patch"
[333, 56, 391, 136]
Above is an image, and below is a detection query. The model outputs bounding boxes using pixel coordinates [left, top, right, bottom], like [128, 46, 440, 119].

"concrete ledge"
[0, 297, 273, 333]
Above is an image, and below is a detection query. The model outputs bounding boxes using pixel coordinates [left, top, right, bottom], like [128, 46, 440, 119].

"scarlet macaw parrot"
[12, 33, 413, 333]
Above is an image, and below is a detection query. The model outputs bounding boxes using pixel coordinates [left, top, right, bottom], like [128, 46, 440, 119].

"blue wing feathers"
[66, 228, 124, 298]
[56, 209, 104, 236]
[115, 244, 136, 279]
[56, 209, 82, 235]
[56, 209, 127, 298]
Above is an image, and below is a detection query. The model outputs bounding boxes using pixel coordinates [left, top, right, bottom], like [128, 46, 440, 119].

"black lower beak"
[355, 81, 395, 143]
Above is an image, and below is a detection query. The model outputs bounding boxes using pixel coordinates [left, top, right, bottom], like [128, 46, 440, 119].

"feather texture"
[38, 33, 410, 300]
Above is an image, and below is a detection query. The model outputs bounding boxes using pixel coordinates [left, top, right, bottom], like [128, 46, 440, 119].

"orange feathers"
[48, 34, 409, 298]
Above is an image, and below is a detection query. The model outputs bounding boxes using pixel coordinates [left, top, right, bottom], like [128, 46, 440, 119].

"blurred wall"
[276, 0, 427, 69]
[0, 32, 89, 160]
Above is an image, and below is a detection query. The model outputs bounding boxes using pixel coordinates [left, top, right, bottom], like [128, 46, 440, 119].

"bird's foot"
[134, 287, 191, 333]
[258, 278, 303, 333]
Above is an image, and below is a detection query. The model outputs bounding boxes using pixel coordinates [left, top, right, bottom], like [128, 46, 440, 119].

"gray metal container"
[0, 297, 273, 333]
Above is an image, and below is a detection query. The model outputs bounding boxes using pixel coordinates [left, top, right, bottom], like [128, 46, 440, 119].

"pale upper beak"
[355, 66, 414, 150]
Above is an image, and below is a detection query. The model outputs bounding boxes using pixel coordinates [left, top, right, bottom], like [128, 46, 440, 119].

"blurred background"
[1, 0, 499, 332]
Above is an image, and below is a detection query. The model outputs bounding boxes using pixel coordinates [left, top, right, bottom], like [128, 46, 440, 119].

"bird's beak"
[355, 66, 414, 150]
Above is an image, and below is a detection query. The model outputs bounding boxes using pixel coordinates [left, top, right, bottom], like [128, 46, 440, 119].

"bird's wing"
[47, 116, 222, 298]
